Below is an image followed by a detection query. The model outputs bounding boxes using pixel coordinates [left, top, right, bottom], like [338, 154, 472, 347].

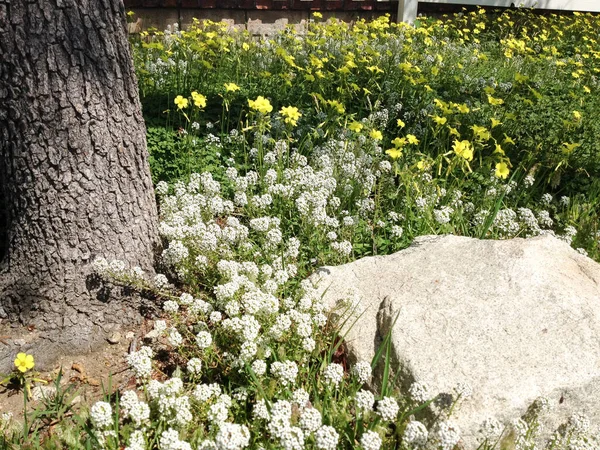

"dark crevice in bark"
[0, 0, 160, 366]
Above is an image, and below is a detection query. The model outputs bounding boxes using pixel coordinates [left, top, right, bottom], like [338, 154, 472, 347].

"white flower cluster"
[323, 363, 344, 386]
[146, 378, 192, 427]
[90, 401, 113, 429]
[403, 420, 429, 446]
[126, 346, 153, 379]
[352, 361, 372, 384]
[214, 422, 251, 450]
[360, 430, 383, 450]
[408, 381, 432, 403]
[376, 396, 399, 421]
[270, 360, 299, 386]
[120, 390, 150, 427]
[159, 428, 192, 450]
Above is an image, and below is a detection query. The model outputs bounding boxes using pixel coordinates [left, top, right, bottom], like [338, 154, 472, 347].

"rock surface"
[313, 234, 600, 448]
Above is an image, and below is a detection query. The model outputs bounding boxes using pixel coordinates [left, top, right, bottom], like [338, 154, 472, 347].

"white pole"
[397, 0, 418, 23]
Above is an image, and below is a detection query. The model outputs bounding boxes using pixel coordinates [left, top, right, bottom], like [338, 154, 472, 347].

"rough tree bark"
[0, 0, 159, 367]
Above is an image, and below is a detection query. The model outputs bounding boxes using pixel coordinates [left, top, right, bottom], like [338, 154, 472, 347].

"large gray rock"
[313, 234, 600, 448]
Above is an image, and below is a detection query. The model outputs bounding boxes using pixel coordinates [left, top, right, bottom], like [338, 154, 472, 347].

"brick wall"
[124, 0, 398, 12]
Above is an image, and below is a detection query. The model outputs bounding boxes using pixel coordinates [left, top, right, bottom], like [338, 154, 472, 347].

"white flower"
[125, 430, 146, 450]
[193, 383, 221, 402]
[355, 390, 375, 411]
[179, 292, 194, 305]
[352, 361, 372, 384]
[299, 407, 322, 432]
[270, 361, 298, 386]
[436, 420, 461, 450]
[376, 396, 399, 421]
[541, 193, 553, 205]
[154, 274, 169, 289]
[292, 388, 310, 408]
[478, 417, 504, 441]
[390, 225, 403, 238]
[208, 401, 229, 423]
[90, 401, 112, 429]
[302, 337, 316, 352]
[156, 181, 169, 195]
[251, 360, 267, 376]
[253, 398, 270, 420]
[126, 347, 153, 379]
[163, 300, 179, 314]
[408, 382, 432, 403]
[215, 422, 250, 450]
[323, 363, 344, 386]
[187, 358, 202, 375]
[159, 428, 191, 450]
[154, 319, 167, 333]
[167, 328, 183, 347]
[278, 426, 304, 450]
[196, 330, 213, 349]
[331, 240, 352, 256]
[360, 430, 382, 450]
[523, 174, 535, 187]
[404, 420, 428, 446]
[314, 425, 339, 450]
[434, 206, 454, 225]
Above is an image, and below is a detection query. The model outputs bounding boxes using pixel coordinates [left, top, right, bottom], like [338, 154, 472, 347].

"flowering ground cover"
[2, 8, 600, 450]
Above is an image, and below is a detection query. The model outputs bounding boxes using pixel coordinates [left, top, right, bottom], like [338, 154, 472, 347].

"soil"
[0, 323, 153, 424]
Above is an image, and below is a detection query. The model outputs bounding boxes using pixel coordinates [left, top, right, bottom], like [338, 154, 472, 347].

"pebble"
[107, 332, 121, 345]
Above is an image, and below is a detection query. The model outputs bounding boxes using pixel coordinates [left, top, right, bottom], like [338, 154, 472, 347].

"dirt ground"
[0, 325, 149, 423]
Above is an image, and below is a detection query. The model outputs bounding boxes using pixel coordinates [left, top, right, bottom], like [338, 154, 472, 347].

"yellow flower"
[490, 118, 502, 128]
[391, 137, 406, 147]
[503, 134, 515, 145]
[370, 129, 383, 141]
[224, 83, 240, 92]
[452, 139, 474, 161]
[280, 106, 302, 126]
[448, 127, 460, 137]
[248, 96, 273, 114]
[487, 95, 504, 106]
[583, 85, 591, 94]
[348, 122, 363, 133]
[456, 103, 470, 114]
[385, 148, 403, 159]
[406, 134, 419, 145]
[312, 12, 323, 19]
[174, 95, 188, 110]
[494, 143, 505, 155]
[471, 125, 491, 141]
[191, 91, 207, 108]
[326, 100, 345, 114]
[14, 353, 34, 373]
[242, 43, 250, 51]
[397, 119, 405, 128]
[416, 160, 427, 170]
[432, 115, 447, 125]
[562, 142, 581, 154]
[495, 162, 510, 179]
[573, 110, 582, 121]
[515, 72, 529, 83]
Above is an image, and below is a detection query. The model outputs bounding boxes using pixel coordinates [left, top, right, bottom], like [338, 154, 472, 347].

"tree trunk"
[0, 0, 159, 366]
